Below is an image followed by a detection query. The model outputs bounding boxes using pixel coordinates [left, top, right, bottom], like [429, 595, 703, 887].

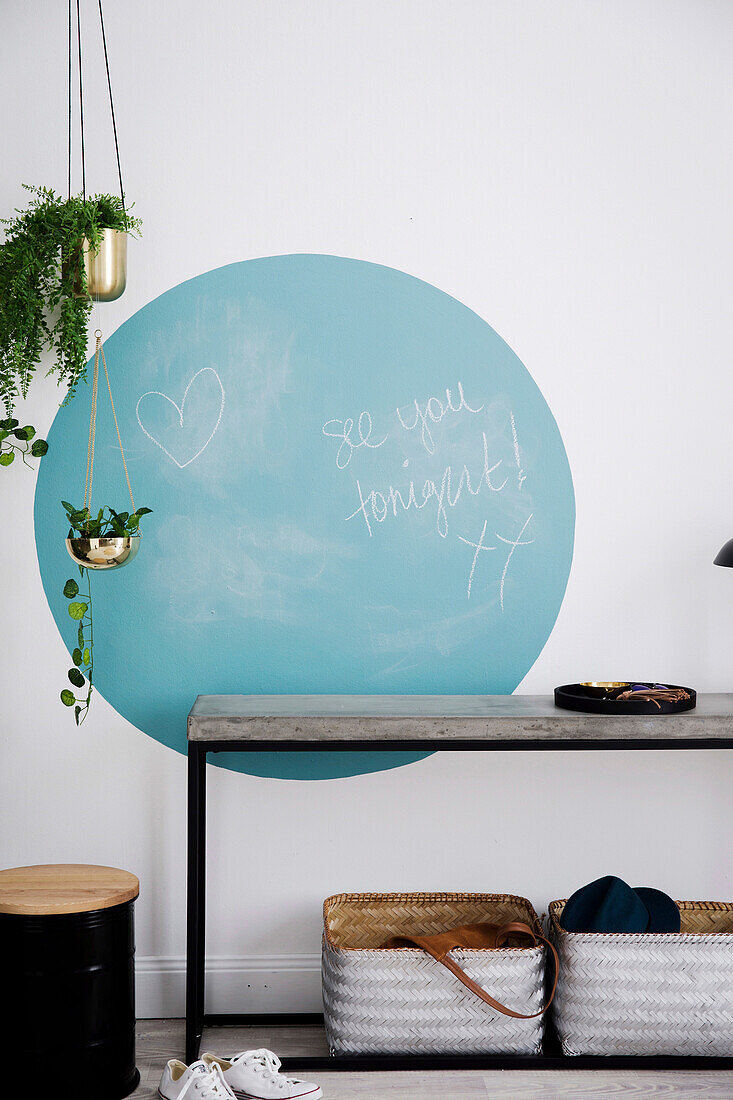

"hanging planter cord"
[68, 0, 126, 207]
[97, 0, 126, 210]
[84, 330, 136, 518]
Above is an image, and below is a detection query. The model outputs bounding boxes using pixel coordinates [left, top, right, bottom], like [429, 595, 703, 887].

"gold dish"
[65, 536, 140, 570]
[580, 681, 631, 699]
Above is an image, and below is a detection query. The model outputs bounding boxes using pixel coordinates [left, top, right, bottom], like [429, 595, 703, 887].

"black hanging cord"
[68, 0, 72, 200]
[97, 0, 125, 209]
[75, 0, 86, 201]
[67, 0, 125, 207]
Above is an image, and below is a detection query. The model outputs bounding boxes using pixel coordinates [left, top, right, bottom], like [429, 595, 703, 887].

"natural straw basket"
[322, 892, 551, 1055]
[548, 899, 733, 1056]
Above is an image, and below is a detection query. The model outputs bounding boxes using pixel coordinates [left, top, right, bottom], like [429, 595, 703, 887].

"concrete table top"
[187, 693, 733, 744]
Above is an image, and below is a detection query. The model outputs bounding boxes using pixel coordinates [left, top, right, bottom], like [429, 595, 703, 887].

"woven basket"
[322, 892, 550, 1055]
[549, 899, 733, 1056]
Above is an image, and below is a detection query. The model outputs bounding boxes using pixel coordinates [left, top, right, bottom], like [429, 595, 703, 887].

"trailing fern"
[0, 185, 141, 414]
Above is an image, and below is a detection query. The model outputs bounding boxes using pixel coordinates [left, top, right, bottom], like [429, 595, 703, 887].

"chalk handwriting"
[497, 513, 534, 610]
[458, 514, 534, 608]
[458, 520, 496, 598]
[510, 412, 526, 490]
[396, 381, 484, 454]
[322, 410, 387, 469]
[322, 382, 537, 612]
[345, 431, 508, 538]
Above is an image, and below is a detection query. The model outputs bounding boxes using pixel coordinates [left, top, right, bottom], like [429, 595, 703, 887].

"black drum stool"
[0, 864, 140, 1099]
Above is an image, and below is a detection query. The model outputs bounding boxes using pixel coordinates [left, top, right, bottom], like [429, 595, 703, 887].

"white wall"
[2, 0, 732, 1016]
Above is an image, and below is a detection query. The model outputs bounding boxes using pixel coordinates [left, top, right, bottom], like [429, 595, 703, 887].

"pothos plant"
[60, 570, 94, 725]
[0, 185, 141, 415]
[60, 500, 152, 724]
[0, 416, 48, 468]
[62, 500, 153, 540]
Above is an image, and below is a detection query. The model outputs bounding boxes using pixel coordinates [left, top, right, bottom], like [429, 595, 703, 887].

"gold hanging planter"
[66, 535, 140, 570]
[74, 228, 127, 302]
[63, 331, 144, 572]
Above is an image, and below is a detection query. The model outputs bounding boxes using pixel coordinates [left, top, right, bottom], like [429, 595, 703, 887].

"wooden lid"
[0, 864, 139, 916]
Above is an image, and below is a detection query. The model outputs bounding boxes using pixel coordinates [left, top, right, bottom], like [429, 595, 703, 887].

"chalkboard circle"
[35, 255, 575, 780]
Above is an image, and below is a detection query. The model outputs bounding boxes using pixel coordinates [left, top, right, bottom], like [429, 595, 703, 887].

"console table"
[186, 693, 733, 1070]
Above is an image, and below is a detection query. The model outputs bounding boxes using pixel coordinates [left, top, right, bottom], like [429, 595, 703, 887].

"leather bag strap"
[384, 921, 559, 1019]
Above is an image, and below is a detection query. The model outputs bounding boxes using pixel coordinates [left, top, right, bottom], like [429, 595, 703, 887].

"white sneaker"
[202, 1049, 322, 1100]
[159, 1059, 237, 1100]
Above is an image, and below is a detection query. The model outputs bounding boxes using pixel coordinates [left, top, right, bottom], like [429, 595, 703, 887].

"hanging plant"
[59, 332, 151, 722]
[63, 499, 152, 568]
[0, 417, 48, 468]
[0, 185, 141, 415]
[60, 503, 151, 725]
[1, 0, 139, 419]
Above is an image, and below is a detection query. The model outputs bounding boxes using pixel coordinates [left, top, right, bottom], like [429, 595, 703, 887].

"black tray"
[554, 683, 697, 715]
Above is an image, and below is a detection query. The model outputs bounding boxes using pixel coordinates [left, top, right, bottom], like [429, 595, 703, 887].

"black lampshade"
[714, 539, 733, 567]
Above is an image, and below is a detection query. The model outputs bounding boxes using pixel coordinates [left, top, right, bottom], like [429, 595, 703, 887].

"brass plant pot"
[75, 228, 127, 302]
[66, 536, 140, 570]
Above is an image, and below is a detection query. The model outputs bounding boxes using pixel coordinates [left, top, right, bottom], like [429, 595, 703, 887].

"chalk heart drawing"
[34, 255, 575, 782]
[136, 367, 225, 468]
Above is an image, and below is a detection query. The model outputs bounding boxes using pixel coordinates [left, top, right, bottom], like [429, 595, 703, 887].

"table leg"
[185, 742, 206, 1063]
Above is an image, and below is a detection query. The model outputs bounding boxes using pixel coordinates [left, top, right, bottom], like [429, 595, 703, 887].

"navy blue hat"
[561, 876, 680, 933]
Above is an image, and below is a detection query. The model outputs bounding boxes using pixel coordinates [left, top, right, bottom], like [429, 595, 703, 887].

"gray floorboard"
[133, 1020, 733, 1099]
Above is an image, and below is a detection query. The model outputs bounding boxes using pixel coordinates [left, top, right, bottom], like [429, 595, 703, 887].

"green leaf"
[67, 601, 88, 620]
[13, 425, 35, 440]
[60, 689, 76, 707]
[0, 431, 8, 442]
[72, 648, 83, 666]
[30, 439, 48, 457]
[68, 668, 85, 688]
[3, 419, 19, 430]
[63, 578, 79, 598]
[74, 705, 82, 725]
[77, 623, 85, 648]
[83, 647, 91, 665]
[0, 452, 14, 466]
[136, 507, 153, 516]
[61, 500, 76, 513]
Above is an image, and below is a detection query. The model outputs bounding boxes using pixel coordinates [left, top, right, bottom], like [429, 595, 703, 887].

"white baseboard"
[136, 954, 322, 1019]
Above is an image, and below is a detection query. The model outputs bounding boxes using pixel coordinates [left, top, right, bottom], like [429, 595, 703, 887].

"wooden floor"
[135, 1020, 733, 1098]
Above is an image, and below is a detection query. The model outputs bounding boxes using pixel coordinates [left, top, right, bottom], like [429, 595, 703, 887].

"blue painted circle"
[35, 255, 574, 780]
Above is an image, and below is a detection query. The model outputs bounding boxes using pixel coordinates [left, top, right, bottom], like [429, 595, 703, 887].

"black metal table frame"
[186, 735, 733, 1071]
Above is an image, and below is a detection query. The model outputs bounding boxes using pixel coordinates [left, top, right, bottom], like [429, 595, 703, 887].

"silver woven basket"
[322, 892, 550, 1055]
[549, 899, 733, 1056]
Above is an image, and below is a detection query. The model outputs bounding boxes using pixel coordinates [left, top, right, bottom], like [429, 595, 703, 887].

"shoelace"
[179, 1062, 236, 1100]
[230, 1049, 302, 1089]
